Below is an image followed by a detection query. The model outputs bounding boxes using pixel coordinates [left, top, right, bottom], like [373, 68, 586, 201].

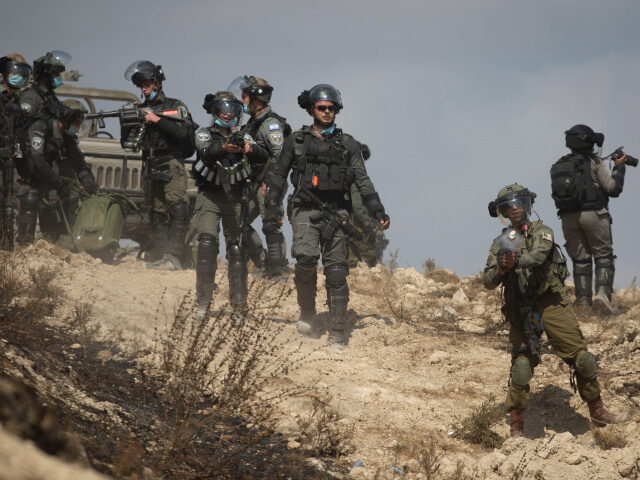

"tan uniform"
[483, 220, 600, 411]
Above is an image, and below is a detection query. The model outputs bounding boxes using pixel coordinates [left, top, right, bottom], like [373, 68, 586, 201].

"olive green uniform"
[483, 220, 601, 411]
[347, 185, 388, 267]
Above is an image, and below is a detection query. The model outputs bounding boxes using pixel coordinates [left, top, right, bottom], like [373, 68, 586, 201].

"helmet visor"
[227, 76, 250, 99]
[496, 193, 532, 218]
[5, 62, 31, 87]
[48, 50, 72, 66]
[124, 60, 157, 82]
[214, 99, 243, 117]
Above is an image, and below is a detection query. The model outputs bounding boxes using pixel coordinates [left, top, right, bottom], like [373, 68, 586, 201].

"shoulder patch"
[20, 102, 32, 113]
[269, 132, 284, 146]
[31, 136, 44, 151]
[541, 232, 553, 242]
[268, 123, 280, 131]
[196, 130, 211, 142]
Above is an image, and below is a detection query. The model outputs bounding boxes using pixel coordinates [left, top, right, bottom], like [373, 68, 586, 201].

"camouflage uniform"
[347, 184, 388, 268]
[483, 220, 600, 411]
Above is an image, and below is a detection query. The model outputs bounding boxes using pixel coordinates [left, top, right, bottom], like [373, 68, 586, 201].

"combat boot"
[195, 233, 218, 321]
[593, 288, 614, 315]
[572, 259, 593, 307]
[195, 279, 214, 321]
[294, 263, 320, 338]
[509, 409, 525, 438]
[297, 308, 321, 339]
[325, 265, 349, 351]
[593, 257, 615, 315]
[587, 396, 629, 427]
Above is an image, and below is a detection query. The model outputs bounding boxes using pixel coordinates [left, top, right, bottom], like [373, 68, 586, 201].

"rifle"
[0, 104, 22, 251]
[84, 102, 187, 152]
[498, 228, 545, 365]
[298, 185, 377, 249]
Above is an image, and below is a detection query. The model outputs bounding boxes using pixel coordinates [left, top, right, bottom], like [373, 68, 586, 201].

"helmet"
[490, 184, 536, 222]
[33, 50, 71, 80]
[0, 55, 31, 89]
[203, 91, 243, 127]
[124, 60, 165, 87]
[565, 124, 604, 151]
[228, 75, 273, 103]
[298, 84, 343, 111]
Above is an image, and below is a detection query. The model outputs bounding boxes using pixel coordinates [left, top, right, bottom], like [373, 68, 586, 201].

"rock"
[489, 451, 507, 470]
[564, 454, 582, 465]
[428, 350, 449, 364]
[287, 440, 301, 450]
[70, 343, 82, 349]
[95, 350, 111, 363]
[452, 289, 469, 305]
[472, 303, 486, 317]
[305, 458, 325, 472]
[443, 306, 457, 318]
[405, 458, 420, 472]
[385, 439, 398, 449]
[616, 452, 639, 477]
[457, 320, 486, 334]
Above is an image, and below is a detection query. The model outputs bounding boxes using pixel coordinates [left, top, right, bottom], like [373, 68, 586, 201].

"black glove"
[374, 211, 390, 225]
[497, 249, 518, 269]
[78, 171, 97, 193]
[265, 203, 284, 225]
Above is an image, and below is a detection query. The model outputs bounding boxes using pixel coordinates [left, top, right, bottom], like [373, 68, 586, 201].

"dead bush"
[425, 268, 459, 284]
[422, 257, 436, 273]
[592, 427, 627, 450]
[297, 395, 354, 457]
[392, 434, 442, 479]
[384, 248, 400, 273]
[149, 278, 312, 476]
[451, 395, 504, 449]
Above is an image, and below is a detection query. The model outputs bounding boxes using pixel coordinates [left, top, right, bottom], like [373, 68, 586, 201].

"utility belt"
[193, 156, 252, 188]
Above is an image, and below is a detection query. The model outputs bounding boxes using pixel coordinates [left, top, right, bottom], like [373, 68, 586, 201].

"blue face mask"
[215, 117, 238, 128]
[52, 76, 63, 89]
[148, 90, 157, 101]
[7, 74, 25, 88]
[242, 103, 249, 114]
[320, 124, 336, 136]
[65, 126, 79, 136]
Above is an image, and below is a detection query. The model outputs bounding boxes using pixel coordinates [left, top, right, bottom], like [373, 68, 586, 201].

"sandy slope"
[4, 241, 640, 479]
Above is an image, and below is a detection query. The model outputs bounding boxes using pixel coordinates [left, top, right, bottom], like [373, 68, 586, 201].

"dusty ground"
[1, 241, 639, 479]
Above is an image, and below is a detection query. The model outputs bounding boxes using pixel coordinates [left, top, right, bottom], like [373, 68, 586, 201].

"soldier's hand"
[501, 252, 518, 269]
[375, 212, 390, 230]
[142, 109, 161, 124]
[242, 142, 252, 155]
[265, 204, 284, 226]
[222, 139, 241, 153]
[614, 152, 627, 166]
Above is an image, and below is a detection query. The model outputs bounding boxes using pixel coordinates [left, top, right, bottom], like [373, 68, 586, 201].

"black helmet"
[298, 84, 343, 111]
[203, 91, 243, 127]
[32, 50, 71, 81]
[228, 75, 273, 103]
[0, 56, 31, 89]
[565, 124, 604, 151]
[124, 60, 165, 87]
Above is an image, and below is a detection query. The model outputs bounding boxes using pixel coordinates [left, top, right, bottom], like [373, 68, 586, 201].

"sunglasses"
[315, 105, 336, 112]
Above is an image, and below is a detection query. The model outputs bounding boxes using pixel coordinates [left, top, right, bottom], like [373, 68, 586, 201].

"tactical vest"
[244, 110, 292, 140]
[192, 130, 252, 190]
[550, 153, 607, 214]
[290, 131, 355, 193]
[139, 95, 194, 159]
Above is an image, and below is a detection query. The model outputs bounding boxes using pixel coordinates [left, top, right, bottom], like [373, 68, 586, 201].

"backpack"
[59, 192, 136, 262]
[550, 153, 587, 212]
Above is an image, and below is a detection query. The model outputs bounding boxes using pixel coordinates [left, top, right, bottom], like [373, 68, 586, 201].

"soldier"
[228, 75, 291, 276]
[265, 84, 390, 350]
[550, 125, 629, 314]
[124, 60, 196, 270]
[0, 54, 31, 249]
[18, 51, 97, 244]
[192, 92, 268, 320]
[483, 184, 627, 437]
[347, 143, 388, 268]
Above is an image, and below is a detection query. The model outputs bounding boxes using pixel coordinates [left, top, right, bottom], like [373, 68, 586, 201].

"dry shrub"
[376, 267, 416, 325]
[425, 268, 459, 284]
[297, 395, 354, 457]
[384, 248, 400, 273]
[392, 435, 442, 479]
[451, 395, 504, 449]
[592, 427, 627, 450]
[150, 278, 309, 476]
[423, 257, 436, 273]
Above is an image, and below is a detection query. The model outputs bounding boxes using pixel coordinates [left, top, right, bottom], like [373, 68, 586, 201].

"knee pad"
[295, 263, 317, 283]
[262, 220, 280, 236]
[227, 243, 244, 262]
[169, 202, 190, 226]
[575, 351, 597, 379]
[324, 264, 348, 288]
[197, 233, 218, 270]
[573, 259, 593, 276]
[510, 357, 533, 387]
[20, 192, 39, 218]
[594, 256, 614, 269]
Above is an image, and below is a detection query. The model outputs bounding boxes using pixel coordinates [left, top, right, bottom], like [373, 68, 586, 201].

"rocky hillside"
[0, 241, 638, 479]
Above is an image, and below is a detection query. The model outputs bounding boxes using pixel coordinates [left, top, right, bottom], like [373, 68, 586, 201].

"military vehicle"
[57, 70, 197, 245]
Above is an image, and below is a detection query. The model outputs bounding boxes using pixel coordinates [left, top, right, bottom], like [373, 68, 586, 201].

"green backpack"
[59, 192, 136, 262]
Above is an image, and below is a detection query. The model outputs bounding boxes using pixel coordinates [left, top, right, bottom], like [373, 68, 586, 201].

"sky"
[2, 0, 640, 287]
